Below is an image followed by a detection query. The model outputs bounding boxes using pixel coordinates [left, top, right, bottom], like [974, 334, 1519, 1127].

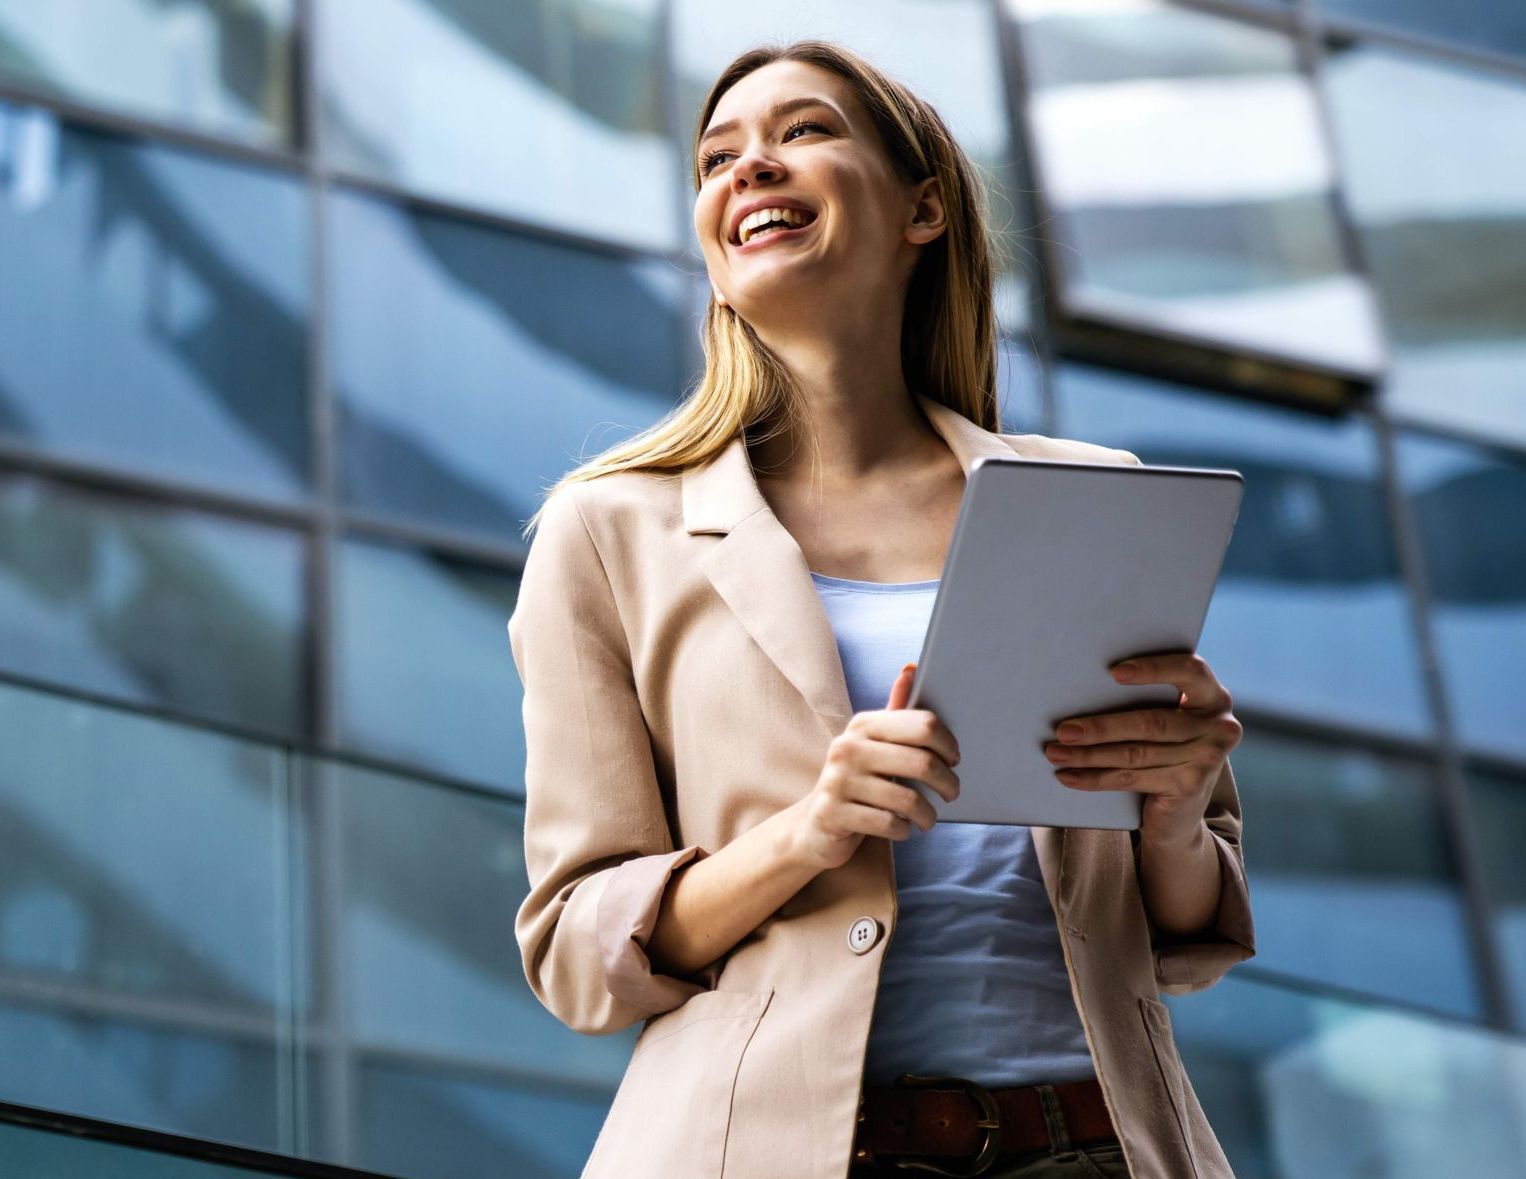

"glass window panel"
[1469, 769, 1526, 1032]
[1398, 434, 1526, 760]
[0, 102, 311, 502]
[1232, 728, 1479, 1017]
[1006, 0, 1384, 375]
[0, 0, 296, 146]
[328, 761, 634, 1086]
[996, 337, 1046, 433]
[1323, 45, 1526, 448]
[328, 188, 686, 539]
[318, 0, 676, 251]
[334, 540, 523, 791]
[1166, 974, 1526, 1178]
[1056, 364, 1431, 737]
[1319, 0, 1526, 63]
[672, 0, 1034, 333]
[358, 1061, 611, 1179]
[0, 475, 307, 735]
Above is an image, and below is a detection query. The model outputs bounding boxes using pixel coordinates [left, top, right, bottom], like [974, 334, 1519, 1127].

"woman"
[509, 40, 1254, 1179]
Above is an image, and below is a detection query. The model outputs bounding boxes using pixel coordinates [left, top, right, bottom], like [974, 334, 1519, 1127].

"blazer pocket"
[1137, 996, 1202, 1179]
[582, 987, 774, 1179]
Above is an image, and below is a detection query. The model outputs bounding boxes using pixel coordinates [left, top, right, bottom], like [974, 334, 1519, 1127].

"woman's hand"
[1044, 652, 1242, 848]
[784, 662, 962, 873]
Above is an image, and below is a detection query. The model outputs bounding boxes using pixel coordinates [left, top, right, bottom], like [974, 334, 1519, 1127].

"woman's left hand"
[1044, 653, 1242, 846]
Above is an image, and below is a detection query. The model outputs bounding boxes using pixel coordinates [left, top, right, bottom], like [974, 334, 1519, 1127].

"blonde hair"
[520, 38, 1002, 540]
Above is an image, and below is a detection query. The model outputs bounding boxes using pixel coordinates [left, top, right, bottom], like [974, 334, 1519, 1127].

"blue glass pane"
[1398, 434, 1526, 759]
[0, 1, 296, 146]
[1006, 0, 1382, 374]
[334, 540, 523, 791]
[328, 188, 686, 539]
[358, 1062, 611, 1179]
[0, 103, 310, 501]
[0, 1009, 286, 1152]
[0, 475, 307, 735]
[1470, 769, 1526, 1033]
[673, 0, 1029, 331]
[1319, 0, 1526, 62]
[1167, 974, 1526, 1179]
[319, 0, 676, 251]
[330, 761, 636, 1084]
[1323, 45, 1526, 448]
[1230, 728, 1478, 1017]
[1056, 364, 1431, 737]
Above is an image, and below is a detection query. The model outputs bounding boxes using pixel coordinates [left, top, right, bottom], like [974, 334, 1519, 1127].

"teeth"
[738, 206, 813, 244]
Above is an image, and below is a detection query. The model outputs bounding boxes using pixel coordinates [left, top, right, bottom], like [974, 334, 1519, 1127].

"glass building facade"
[0, 2, 1522, 1176]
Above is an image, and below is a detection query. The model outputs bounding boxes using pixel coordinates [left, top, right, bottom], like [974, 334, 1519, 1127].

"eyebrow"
[699, 96, 842, 147]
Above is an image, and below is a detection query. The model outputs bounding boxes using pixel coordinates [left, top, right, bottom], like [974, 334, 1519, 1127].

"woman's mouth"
[731, 211, 819, 252]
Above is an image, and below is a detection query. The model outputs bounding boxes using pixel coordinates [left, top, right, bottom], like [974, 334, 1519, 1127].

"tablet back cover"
[907, 457, 1242, 829]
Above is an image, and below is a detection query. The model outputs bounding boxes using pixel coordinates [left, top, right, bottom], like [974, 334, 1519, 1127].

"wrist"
[1140, 816, 1210, 858]
[769, 801, 822, 877]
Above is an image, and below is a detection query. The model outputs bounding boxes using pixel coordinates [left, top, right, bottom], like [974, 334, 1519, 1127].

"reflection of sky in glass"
[0, 683, 296, 1011]
[1397, 434, 1526, 760]
[1470, 771, 1526, 1034]
[336, 540, 524, 792]
[1320, 0, 1526, 63]
[328, 189, 685, 536]
[0, 0, 295, 145]
[1324, 47, 1526, 449]
[1167, 974, 1526, 1177]
[0, 103, 309, 500]
[1008, 0, 1384, 375]
[319, 0, 676, 251]
[1057, 364, 1431, 737]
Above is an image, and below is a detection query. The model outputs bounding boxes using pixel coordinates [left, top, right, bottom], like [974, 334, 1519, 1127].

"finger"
[835, 800, 916, 841]
[858, 740, 960, 804]
[860, 707, 961, 771]
[886, 662, 915, 711]
[849, 774, 940, 832]
[1109, 652, 1230, 712]
[1054, 765, 1178, 793]
[1052, 706, 1214, 748]
[1044, 739, 1198, 771]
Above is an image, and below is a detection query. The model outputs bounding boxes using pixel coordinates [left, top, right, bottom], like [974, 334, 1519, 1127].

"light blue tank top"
[809, 570, 1095, 1087]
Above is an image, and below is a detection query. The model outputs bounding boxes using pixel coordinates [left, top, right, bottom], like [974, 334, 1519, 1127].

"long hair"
[521, 39, 1001, 540]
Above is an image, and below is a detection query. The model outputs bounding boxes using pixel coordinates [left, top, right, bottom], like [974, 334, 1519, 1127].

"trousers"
[848, 1083, 1132, 1179]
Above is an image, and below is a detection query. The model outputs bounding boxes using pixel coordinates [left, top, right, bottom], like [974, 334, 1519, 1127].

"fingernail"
[1112, 661, 1137, 681]
[902, 662, 916, 675]
[1058, 722, 1084, 742]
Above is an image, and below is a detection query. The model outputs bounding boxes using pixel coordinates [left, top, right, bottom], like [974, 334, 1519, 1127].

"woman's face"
[693, 60, 941, 328]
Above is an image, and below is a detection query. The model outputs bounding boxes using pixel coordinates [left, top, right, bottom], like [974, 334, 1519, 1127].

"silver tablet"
[905, 456, 1243, 830]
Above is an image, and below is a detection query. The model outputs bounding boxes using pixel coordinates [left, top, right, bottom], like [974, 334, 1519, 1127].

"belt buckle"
[889, 1073, 1004, 1177]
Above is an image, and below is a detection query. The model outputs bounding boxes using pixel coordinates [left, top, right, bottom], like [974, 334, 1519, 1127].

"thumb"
[887, 662, 916, 711]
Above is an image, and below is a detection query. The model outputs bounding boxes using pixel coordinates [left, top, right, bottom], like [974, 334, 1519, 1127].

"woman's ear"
[906, 176, 947, 246]
[712, 283, 728, 307]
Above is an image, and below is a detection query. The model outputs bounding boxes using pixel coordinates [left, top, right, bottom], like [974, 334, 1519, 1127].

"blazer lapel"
[682, 394, 1018, 740]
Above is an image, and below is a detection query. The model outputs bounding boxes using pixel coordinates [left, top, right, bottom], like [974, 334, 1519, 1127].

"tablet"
[905, 456, 1243, 829]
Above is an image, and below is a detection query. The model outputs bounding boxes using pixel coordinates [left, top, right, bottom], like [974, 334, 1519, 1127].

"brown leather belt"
[853, 1074, 1116, 1175]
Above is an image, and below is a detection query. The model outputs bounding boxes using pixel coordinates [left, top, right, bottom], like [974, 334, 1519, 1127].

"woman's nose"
[730, 152, 781, 189]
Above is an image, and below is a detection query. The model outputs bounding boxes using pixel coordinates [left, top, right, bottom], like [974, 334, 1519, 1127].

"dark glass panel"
[0, 102, 310, 500]
[328, 188, 685, 540]
[0, 475, 307, 735]
[334, 539, 524, 791]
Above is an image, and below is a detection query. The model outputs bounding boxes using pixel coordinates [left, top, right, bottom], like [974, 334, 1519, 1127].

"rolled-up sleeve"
[508, 485, 709, 1035]
[1145, 758, 1256, 995]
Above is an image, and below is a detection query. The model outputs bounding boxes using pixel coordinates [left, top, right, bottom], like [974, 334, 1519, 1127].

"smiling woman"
[509, 38, 1254, 1179]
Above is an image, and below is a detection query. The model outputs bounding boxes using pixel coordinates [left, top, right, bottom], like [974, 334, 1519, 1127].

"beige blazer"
[509, 393, 1255, 1179]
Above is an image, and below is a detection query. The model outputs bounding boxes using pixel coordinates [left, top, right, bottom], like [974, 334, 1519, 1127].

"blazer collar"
[681, 394, 1018, 736]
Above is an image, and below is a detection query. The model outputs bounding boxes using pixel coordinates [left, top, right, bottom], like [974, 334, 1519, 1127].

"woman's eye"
[701, 120, 826, 175]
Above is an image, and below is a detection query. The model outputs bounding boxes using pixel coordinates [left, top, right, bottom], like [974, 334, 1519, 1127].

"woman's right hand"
[784, 662, 962, 873]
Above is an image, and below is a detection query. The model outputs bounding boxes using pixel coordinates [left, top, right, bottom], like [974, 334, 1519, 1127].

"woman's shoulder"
[996, 430, 1142, 467]
[530, 466, 684, 550]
